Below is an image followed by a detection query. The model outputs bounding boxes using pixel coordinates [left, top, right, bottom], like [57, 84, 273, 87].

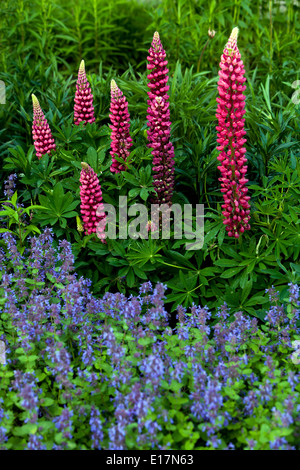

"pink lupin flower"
[74, 60, 95, 126]
[146, 31, 170, 146]
[147, 32, 175, 205]
[79, 162, 106, 239]
[216, 27, 251, 238]
[147, 96, 175, 205]
[31, 94, 56, 160]
[109, 79, 132, 173]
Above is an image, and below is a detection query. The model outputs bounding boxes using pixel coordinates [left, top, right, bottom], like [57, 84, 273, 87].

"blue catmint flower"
[265, 285, 279, 303]
[26, 434, 47, 450]
[216, 302, 230, 321]
[243, 390, 258, 416]
[139, 354, 165, 389]
[3, 173, 17, 199]
[53, 408, 73, 441]
[270, 437, 295, 450]
[90, 406, 103, 449]
[288, 283, 299, 304]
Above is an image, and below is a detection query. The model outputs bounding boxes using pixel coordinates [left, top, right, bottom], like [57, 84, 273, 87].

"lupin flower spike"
[31, 94, 56, 160]
[147, 32, 174, 205]
[147, 96, 175, 205]
[109, 79, 132, 173]
[216, 27, 251, 238]
[74, 60, 95, 126]
[79, 162, 106, 239]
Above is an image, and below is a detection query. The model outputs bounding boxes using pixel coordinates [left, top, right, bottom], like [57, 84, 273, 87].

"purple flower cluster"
[90, 405, 104, 449]
[3, 173, 17, 199]
[213, 309, 258, 354]
[53, 407, 74, 447]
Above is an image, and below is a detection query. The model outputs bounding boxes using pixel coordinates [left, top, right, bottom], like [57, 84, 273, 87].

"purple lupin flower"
[109, 79, 133, 173]
[147, 32, 175, 205]
[74, 60, 95, 126]
[32, 94, 56, 160]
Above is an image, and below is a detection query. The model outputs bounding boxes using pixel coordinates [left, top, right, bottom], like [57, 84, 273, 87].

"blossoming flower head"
[216, 27, 251, 238]
[109, 79, 132, 173]
[74, 60, 95, 126]
[32, 94, 56, 159]
[79, 162, 106, 238]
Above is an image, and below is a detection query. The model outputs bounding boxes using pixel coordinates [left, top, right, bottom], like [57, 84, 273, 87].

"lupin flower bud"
[74, 60, 95, 126]
[109, 80, 132, 173]
[76, 215, 84, 233]
[147, 32, 175, 205]
[79, 162, 106, 238]
[32, 94, 56, 159]
[216, 27, 251, 238]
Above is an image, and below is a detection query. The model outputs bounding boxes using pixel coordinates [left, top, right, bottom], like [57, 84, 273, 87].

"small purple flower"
[3, 173, 17, 199]
[243, 390, 258, 416]
[139, 354, 165, 389]
[90, 406, 103, 449]
[26, 434, 47, 450]
[270, 437, 295, 450]
[216, 302, 230, 321]
[53, 407, 73, 441]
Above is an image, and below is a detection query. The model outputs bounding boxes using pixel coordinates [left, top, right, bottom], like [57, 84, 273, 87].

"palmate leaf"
[127, 239, 164, 267]
[37, 183, 79, 225]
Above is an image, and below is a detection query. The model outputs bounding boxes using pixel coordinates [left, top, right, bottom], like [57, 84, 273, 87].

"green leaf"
[214, 259, 239, 267]
[122, 173, 139, 185]
[140, 188, 149, 201]
[13, 423, 38, 437]
[87, 147, 98, 169]
[220, 266, 244, 278]
[129, 188, 140, 198]
[244, 295, 268, 307]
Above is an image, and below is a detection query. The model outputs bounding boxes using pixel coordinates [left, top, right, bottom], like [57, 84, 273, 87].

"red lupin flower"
[79, 162, 106, 239]
[31, 94, 56, 160]
[109, 79, 132, 173]
[74, 60, 95, 126]
[216, 27, 251, 238]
